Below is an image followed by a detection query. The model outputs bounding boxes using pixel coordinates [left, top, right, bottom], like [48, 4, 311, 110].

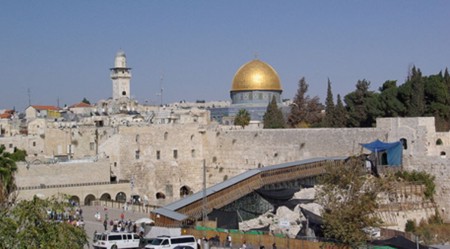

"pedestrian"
[272, 243, 277, 249]
[226, 234, 232, 248]
[197, 238, 202, 249]
[138, 231, 146, 249]
[240, 241, 247, 249]
[120, 212, 125, 221]
[103, 219, 107, 230]
[203, 237, 209, 249]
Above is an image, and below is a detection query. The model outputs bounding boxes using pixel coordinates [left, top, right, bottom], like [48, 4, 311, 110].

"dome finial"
[254, 52, 259, 60]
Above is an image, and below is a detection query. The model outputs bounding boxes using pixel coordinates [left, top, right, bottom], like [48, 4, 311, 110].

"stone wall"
[11, 116, 450, 222]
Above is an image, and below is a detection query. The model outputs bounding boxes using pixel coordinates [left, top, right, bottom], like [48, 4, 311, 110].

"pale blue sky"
[1, 1, 449, 111]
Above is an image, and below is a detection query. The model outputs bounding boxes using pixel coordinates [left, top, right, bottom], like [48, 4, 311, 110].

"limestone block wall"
[204, 127, 388, 182]
[15, 159, 110, 188]
[100, 124, 206, 202]
[406, 156, 450, 222]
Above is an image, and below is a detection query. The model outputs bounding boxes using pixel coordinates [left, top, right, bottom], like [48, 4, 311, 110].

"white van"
[145, 235, 197, 249]
[92, 232, 140, 249]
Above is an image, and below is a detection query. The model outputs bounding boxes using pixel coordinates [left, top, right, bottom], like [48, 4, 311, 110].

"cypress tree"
[263, 96, 285, 129]
[334, 94, 347, 127]
[323, 78, 335, 127]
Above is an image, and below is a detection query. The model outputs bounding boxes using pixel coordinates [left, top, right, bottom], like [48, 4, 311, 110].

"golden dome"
[231, 59, 282, 92]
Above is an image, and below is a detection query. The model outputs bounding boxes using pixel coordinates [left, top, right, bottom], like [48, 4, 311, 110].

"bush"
[405, 219, 416, 232]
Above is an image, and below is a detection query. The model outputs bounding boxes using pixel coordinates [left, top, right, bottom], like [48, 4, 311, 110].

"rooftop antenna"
[57, 97, 60, 108]
[156, 72, 164, 106]
[27, 88, 31, 106]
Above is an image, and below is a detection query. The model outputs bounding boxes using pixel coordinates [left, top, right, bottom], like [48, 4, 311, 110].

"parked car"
[145, 235, 197, 249]
[92, 232, 140, 249]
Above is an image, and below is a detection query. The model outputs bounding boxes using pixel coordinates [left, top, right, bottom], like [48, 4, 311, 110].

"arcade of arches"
[70, 186, 192, 205]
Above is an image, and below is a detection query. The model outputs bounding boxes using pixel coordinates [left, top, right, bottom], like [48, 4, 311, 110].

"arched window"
[84, 194, 96, 206]
[164, 132, 168, 140]
[440, 151, 446, 158]
[116, 192, 127, 202]
[156, 192, 166, 199]
[180, 186, 192, 197]
[100, 193, 111, 201]
[436, 138, 443, 146]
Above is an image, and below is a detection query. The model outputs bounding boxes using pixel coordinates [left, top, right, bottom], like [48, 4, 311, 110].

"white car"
[145, 235, 197, 249]
[93, 232, 140, 249]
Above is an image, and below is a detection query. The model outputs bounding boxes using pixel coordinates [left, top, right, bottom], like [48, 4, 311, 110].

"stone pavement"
[81, 204, 150, 248]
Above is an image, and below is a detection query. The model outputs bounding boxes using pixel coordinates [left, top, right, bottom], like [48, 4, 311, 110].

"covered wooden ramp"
[150, 157, 347, 227]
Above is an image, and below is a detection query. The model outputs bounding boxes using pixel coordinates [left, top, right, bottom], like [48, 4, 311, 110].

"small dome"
[231, 59, 281, 92]
[116, 50, 126, 57]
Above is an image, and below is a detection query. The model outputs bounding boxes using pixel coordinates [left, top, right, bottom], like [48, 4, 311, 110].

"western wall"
[11, 116, 450, 224]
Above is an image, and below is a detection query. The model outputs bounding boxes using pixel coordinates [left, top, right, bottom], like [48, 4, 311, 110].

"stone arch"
[84, 194, 96, 206]
[436, 138, 443, 146]
[164, 132, 168, 140]
[400, 138, 408, 150]
[100, 193, 112, 201]
[180, 185, 192, 198]
[69, 195, 80, 206]
[156, 192, 166, 199]
[116, 192, 127, 202]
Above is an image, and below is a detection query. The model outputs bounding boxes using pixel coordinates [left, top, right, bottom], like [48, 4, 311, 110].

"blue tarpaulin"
[361, 139, 403, 166]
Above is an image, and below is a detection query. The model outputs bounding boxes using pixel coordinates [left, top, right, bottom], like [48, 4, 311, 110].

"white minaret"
[110, 50, 132, 99]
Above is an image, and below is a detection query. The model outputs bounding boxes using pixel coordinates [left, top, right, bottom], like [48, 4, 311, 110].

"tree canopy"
[234, 109, 251, 128]
[0, 145, 88, 248]
[317, 157, 392, 246]
[263, 96, 285, 129]
[287, 77, 323, 128]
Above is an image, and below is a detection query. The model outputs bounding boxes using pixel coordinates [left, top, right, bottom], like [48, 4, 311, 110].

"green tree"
[334, 94, 347, 127]
[322, 78, 335, 127]
[81, 97, 91, 105]
[0, 195, 88, 249]
[234, 109, 250, 128]
[423, 73, 450, 131]
[0, 145, 88, 248]
[318, 157, 388, 246]
[263, 96, 285, 129]
[378, 80, 406, 117]
[288, 77, 323, 127]
[398, 66, 425, 117]
[344, 79, 381, 127]
[0, 145, 18, 206]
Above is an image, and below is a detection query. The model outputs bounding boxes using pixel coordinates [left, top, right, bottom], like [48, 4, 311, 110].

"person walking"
[103, 219, 107, 231]
[225, 234, 232, 248]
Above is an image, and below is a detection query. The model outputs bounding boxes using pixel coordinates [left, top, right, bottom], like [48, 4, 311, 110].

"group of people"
[220, 234, 277, 249]
[102, 218, 142, 233]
